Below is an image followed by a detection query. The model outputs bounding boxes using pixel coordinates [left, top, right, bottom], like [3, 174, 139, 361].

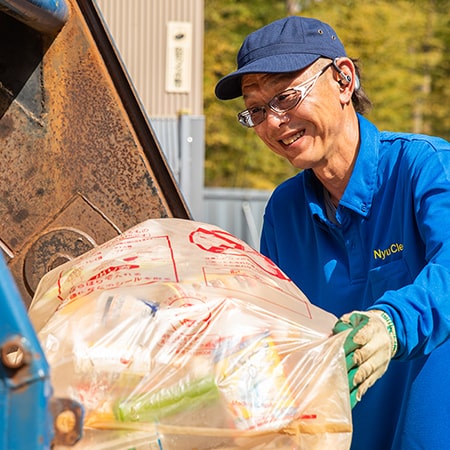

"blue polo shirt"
[260, 115, 450, 449]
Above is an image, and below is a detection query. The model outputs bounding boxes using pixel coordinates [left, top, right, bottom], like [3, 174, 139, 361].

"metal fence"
[150, 116, 272, 250]
[201, 187, 271, 251]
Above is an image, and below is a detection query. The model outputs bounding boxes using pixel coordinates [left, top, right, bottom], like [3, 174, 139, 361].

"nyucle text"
[373, 243, 404, 260]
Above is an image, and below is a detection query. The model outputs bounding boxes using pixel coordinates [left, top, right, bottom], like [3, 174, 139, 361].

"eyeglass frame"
[237, 60, 336, 128]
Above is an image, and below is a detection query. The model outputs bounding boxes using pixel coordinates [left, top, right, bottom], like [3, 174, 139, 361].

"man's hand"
[333, 310, 397, 408]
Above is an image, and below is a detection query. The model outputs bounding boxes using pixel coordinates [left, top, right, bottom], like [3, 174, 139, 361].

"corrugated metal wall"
[95, 0, 204, 117]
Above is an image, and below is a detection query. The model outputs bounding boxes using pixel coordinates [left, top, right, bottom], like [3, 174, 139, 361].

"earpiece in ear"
[338, 72, 352, 85]
[332, 58, 352, 86]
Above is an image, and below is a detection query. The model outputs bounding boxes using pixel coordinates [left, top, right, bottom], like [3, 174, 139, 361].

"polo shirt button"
[361, 204, 367, 212]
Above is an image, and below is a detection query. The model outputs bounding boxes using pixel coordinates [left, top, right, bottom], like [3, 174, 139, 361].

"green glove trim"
[377, 310, 398, 357]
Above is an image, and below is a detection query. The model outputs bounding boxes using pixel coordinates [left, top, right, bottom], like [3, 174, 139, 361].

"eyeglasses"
[237, 62, 333, 128]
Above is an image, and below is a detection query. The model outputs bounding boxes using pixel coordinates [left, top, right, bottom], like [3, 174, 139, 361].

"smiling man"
[215, 16, 450, 450]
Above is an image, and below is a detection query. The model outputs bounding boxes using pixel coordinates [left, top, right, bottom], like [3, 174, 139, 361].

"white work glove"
[333, 310, 398, 408]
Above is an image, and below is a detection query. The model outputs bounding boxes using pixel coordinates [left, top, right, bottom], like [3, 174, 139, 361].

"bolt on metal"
[1, 337, 28, 369]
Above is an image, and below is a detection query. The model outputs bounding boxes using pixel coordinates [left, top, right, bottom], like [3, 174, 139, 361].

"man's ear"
[333, 58, 356, 103]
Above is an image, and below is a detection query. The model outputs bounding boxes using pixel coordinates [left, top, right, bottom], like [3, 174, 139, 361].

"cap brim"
[215, 53, 321, 100]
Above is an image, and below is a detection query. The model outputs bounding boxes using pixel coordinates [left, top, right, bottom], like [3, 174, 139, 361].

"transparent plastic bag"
[29, 218, 352, 449]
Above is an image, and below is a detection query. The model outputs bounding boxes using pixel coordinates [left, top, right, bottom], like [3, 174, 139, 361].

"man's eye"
[277, 91, 296, 103]
[249, 106, 263, 115]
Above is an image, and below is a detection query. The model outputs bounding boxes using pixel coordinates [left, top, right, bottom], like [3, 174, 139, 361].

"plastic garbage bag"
[29, 218, 352, 449]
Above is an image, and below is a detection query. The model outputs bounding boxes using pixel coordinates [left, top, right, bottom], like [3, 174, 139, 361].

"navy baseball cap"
[215, 16, 347, 100]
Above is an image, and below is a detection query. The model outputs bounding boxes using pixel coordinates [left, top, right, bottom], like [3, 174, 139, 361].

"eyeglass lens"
[238, 62, 332, 128]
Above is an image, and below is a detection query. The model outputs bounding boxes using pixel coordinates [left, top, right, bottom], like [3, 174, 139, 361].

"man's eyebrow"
[241, 72, 299, 98]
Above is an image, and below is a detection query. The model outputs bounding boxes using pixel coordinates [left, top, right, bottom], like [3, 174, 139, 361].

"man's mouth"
[281, 129, 305, 145]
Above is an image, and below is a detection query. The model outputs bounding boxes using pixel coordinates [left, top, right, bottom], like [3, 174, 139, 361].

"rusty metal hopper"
[0, 0, 191, 308]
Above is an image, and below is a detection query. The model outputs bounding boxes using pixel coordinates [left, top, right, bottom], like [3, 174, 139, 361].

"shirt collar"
[305, 114, 379, 219]
[339, 114, 379, 217]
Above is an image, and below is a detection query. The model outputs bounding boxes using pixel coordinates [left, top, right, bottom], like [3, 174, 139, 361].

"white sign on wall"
[166, 21, 192, 93]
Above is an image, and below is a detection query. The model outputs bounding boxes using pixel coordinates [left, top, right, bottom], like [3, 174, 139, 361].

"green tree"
[306, 0, 449, 136]
[204, 0, 297, 188]
[204, 0, 449, 189]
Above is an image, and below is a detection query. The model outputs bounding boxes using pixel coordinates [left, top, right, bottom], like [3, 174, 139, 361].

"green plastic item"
[114, 375, 220, 422]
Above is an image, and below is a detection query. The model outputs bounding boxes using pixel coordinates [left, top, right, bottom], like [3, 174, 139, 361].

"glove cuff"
[370, 310, 398, 357]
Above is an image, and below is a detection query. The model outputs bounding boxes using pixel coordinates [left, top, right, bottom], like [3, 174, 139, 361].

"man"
[215, 16, 450, 450]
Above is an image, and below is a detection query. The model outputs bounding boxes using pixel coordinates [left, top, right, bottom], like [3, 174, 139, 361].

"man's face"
[241, 60, 346, 170]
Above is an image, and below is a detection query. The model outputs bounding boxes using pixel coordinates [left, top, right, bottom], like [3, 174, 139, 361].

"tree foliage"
[204, 0, 449, 188]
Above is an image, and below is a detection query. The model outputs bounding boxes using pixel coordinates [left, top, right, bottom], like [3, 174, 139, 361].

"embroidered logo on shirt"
[373, 243, 404, 260]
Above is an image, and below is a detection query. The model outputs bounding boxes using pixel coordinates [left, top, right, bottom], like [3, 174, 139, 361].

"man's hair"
[352, 59, 372, 115]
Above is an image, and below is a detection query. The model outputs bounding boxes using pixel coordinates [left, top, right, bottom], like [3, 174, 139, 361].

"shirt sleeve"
[260, 201, 278, 264]
[372, 137, 450, 360]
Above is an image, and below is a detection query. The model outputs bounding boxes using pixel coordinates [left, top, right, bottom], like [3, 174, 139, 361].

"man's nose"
[266, 107, 290, 126]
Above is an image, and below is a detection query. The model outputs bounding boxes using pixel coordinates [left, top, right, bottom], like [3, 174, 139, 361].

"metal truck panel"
[0, 0, 191, 308]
